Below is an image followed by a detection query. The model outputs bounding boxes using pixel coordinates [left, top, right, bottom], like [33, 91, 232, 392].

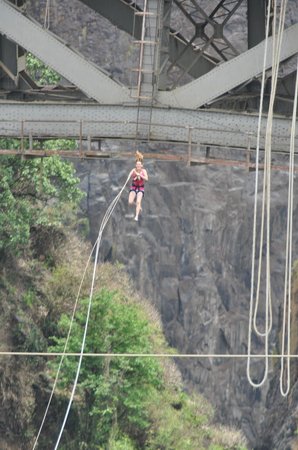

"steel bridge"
[0, 0, 297, 164]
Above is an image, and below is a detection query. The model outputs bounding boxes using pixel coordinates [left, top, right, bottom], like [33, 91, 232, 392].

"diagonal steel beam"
[0, 0, 131, 104]
[158, 23, 298, 109]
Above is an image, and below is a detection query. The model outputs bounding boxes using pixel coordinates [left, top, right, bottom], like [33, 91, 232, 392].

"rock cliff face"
[75, 158, 298, 449]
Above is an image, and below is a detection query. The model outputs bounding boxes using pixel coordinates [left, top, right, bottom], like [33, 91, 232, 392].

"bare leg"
[135, 192, 143, 220]
[128, 191, 136, 206]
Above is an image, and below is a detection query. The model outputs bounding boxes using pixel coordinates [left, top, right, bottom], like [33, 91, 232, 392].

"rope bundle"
[247, 0, 298, 396]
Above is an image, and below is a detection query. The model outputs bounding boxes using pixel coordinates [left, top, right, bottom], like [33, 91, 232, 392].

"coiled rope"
[32, 170, 133, 449]
[247, 0, 288, 388]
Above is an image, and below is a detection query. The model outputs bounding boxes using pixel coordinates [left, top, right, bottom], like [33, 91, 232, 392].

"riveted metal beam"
[0, 0, 131, 104]
[158, 23, 298, 109]
[0, 102, 296, 153]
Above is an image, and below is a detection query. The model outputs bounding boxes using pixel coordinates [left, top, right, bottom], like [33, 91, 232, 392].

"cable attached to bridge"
[44, 0, 51, 29]
[247, 0, 288, 389]
[247, 0, 273, 389]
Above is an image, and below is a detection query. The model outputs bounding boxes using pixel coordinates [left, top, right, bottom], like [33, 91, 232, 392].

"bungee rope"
[247, 0, 288, 389]
[32, 169, 133, 449]
[53, 170, 133, 449]
[247, 0, 273, 389]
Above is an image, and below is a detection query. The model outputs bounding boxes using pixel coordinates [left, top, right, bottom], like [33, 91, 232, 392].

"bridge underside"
[0, 0, 297, 155]
[1, 103, 297, 152]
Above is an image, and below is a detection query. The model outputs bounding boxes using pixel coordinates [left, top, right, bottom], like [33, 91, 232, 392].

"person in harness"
[128, 151, 148, 221]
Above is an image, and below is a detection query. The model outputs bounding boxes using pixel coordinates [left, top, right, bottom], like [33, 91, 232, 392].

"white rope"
[53, 170, 132, 449]
[253, 0, 288, 337]
[280, 55, 298, 397]
[32, 239, 98, 449]
[44, 0, 51, 29]
[31, 170, 133, 449]
[247, 0, 288, 388]
[2, 351, 298, 359]
[247, 0, 272, 388]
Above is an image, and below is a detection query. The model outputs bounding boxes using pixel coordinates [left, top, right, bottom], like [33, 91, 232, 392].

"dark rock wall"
[75, 157, 298, 449]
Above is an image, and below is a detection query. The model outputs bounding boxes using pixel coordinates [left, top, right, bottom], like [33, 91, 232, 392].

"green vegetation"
[0, 155, 83, 255]
[26, 52, 61, 85]
[0, 230, 246, 449]
[50, 288, 162, 447]
[48, 264, 247, 450]
[0, 54, 82, 257]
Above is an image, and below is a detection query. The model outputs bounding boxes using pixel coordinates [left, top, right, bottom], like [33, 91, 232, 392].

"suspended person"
[128, 151, 148, 221]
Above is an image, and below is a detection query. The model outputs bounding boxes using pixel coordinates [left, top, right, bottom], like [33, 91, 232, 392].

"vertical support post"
[246, 135, 251, 171]
[246, 136, 251, 172]
[20, 120, 24, 155]
[29, 131, 33, 151]
[247, 0, 266, 49]
[206, 146, 210, 160]
[87, 135, 91, 153]
[157, 0, 172, 90]
[187, 126, 193, 166]
[79, 120, 83, 157]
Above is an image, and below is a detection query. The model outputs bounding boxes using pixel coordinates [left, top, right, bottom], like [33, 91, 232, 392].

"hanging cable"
[247, 0, 273, 388]
[53, 170, 132, 449]
[280, 55, 298, 397]
[253, 0, 288, 337]
[32, 170, 133, 449]
[32, 241, 97, 449]
[247, 0, 288, 388]
[44, 0, 51, 29]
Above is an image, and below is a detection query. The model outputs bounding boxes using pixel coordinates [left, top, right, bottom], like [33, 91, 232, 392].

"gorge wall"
[76, 157, 298, 449]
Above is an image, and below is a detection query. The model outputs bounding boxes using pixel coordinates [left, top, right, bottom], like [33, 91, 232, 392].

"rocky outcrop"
[75, 157, 298, 449]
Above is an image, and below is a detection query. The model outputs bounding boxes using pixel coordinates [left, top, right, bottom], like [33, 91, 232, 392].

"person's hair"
[135, 150, 144, 164]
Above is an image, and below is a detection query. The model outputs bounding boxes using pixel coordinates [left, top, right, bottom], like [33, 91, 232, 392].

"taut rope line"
[1, 351, 298, 359]
[31, 170, 133, 449]
[53, 170, 133, 449]
[247, 0, 273, 388]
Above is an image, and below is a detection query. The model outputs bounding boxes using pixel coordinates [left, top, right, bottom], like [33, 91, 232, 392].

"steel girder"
[0, 102, 296, 153]
[0, 0, 131, 104]
[159, 22, 298, 109]
[78, 0, 217, 82]
[168, 0, 244, 87]
[0, 32, 37, 90]
[0, 0, 297, 113]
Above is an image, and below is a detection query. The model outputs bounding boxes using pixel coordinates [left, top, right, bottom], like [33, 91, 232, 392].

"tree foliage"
[26, 52, 61, 85]
[0, 52, 82, 256]
[49, 284, 247, 450]
[50, 288, 163, 448]
[0, 155, 83, 254]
